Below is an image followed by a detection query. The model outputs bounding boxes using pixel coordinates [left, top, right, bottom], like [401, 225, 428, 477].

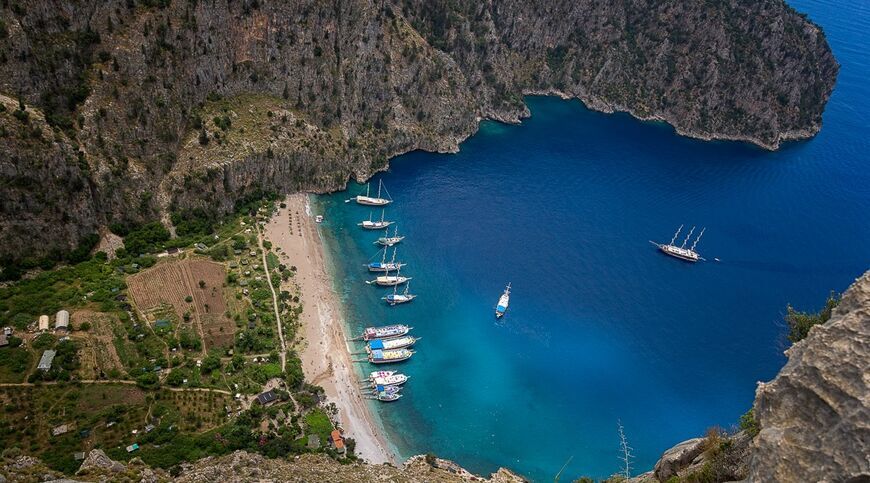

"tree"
[198, 129, 209, 146]
[166, 369, 185, 387]
[199, 280, 206, 289]
[201, 354, 221, 373]
[617, 421, 633, 479]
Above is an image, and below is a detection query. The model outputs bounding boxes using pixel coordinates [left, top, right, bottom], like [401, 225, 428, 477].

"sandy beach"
[263, 194, 395, 465]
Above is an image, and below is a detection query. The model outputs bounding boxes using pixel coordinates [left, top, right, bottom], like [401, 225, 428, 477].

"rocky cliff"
[634, 270, 869, 482]
[750, 270, 870, 482]
[0, 0, 838, 260]
[0, 449, 525, 483]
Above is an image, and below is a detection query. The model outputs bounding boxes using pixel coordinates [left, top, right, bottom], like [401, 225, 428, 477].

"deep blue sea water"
[312, 0, 870, 480]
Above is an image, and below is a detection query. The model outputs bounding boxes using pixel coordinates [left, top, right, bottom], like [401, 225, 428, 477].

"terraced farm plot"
[128, 259, 235, 351]
[71, 310, 125, 379]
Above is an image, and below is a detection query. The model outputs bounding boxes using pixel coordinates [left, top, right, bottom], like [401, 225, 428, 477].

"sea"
[311, 0, 870, 480]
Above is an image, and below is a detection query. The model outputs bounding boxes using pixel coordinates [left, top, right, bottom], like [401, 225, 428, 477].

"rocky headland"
[0, 0, 838, 261]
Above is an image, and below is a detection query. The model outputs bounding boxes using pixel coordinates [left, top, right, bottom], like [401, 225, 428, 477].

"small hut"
[38, 315, 50, 331]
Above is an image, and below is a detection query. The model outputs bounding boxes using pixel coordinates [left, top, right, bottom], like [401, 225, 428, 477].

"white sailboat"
[359, 209, 393, 230]
[366, 264, 410, 286]
[649, 225, 706, 262]
[366, 247, 406, 272]
[383, 280, 416, 306]
[360, 325, 412, 341]
[375, 226, 404, 247]
[495, 282, 511, 318]
[353, 180, 392, 206]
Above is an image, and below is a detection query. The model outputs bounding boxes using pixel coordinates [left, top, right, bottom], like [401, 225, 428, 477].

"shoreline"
[263, 193, 397, 465]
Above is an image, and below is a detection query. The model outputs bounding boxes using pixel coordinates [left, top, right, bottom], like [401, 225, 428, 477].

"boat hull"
[363, 326, 411, 341]
[367, 263, 404, 272]
[658, 245, 700, 262]
[360, 222, 393, 230]
[374, 276, 410, 286]
[383, 295, 416, 305]
[356, 196, 392, 207]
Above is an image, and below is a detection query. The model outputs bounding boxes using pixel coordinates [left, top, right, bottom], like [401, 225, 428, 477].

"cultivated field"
[71, 310, 125, 379]
[127, 259, 235, 351]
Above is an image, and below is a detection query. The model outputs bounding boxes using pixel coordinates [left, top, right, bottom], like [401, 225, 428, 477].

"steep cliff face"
[750, 270, 870, 482]
[0, 0, 838, 260]
[637, 270, 869, 482]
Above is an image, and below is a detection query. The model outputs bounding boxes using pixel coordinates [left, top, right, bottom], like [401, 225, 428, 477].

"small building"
[307, 434, 321, 449]
[38, 350, 57, 371]
[55, 310, 70, 332]
[126, 443, 140, 453]
[38, 315, 50, 331]
[73, 452, 86, 461]
[255, 390, 278, 406]
[52, 423, 72, 436]
[330, 430, 345, 452]
[0, 334, 7, 347]
[167, 247, 180, 255]
[144, 424, 155, 433]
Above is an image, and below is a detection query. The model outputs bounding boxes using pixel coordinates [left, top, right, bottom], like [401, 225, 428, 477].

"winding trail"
[256, 222, 287, 372]
[0, 380, 232, 395]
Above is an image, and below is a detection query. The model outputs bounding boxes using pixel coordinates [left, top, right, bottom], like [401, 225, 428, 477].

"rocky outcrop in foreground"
[636, 270, 870, 482]
[750, 270, 870, 482]
[0, 449, 524, 483]
[0, 0, 838, 260]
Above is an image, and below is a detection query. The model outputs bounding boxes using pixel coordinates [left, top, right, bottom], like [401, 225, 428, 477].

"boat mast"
[380, 246, 387, 264]
[669, 225, 683, 245]
[379, 208, 385, 223]
[366, 182, 370, 198]
[690, 227, 705, 251]
[680, 226, 695, 248]
[376, 180, 383, 199]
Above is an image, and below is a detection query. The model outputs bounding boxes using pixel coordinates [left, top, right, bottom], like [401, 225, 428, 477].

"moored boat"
[495, 282, 511, 318]
[374, 391, 402, 402]
[650, 225, 706, 263]
[366, 247, 405, 272]
[375, 226, 404, 247]
[367, 336, 418, 351]
[383, 281, 417, 306]
[368, 274, 411, 286]
[372, 384, 402, 395]
[359, 209, 393, 230]
[361, 325, 411, 341]
[369, 348, 414, 364]
[353, 180, 392, 206]
[369, 370, 395, 380]
[371, 373, 409, 386]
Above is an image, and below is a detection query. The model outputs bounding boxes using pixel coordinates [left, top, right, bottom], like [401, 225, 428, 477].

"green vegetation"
[0, 348, 32, 383]
[739, 408, 760, 438]
[304, 409, 333, 443]
[785, 292, 840, 343]
[0, 259, 125, 327]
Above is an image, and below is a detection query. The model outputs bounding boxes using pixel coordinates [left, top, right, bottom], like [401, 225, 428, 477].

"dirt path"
[256, 222, 287, 372]
[0, 380, 232, 396]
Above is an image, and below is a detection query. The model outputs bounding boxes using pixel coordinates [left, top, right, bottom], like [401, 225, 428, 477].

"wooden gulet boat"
[359, 209, 393, 230]
[375, 226, 404, 247]
[366, 247, 406, 272]
[352, 180, 392, 206]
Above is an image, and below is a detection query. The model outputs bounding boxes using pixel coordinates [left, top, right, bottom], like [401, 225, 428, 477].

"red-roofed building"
[330, 429, 345, 453]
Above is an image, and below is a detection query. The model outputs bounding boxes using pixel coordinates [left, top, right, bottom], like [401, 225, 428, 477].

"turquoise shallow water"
[313, 0, 869, 480]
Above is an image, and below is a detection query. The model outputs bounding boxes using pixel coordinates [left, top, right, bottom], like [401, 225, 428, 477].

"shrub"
[785, 292, 839, 343]
[739, 408, 760, 437]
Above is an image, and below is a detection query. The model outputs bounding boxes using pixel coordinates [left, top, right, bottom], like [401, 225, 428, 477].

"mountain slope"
[0, 0, 838, 261]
